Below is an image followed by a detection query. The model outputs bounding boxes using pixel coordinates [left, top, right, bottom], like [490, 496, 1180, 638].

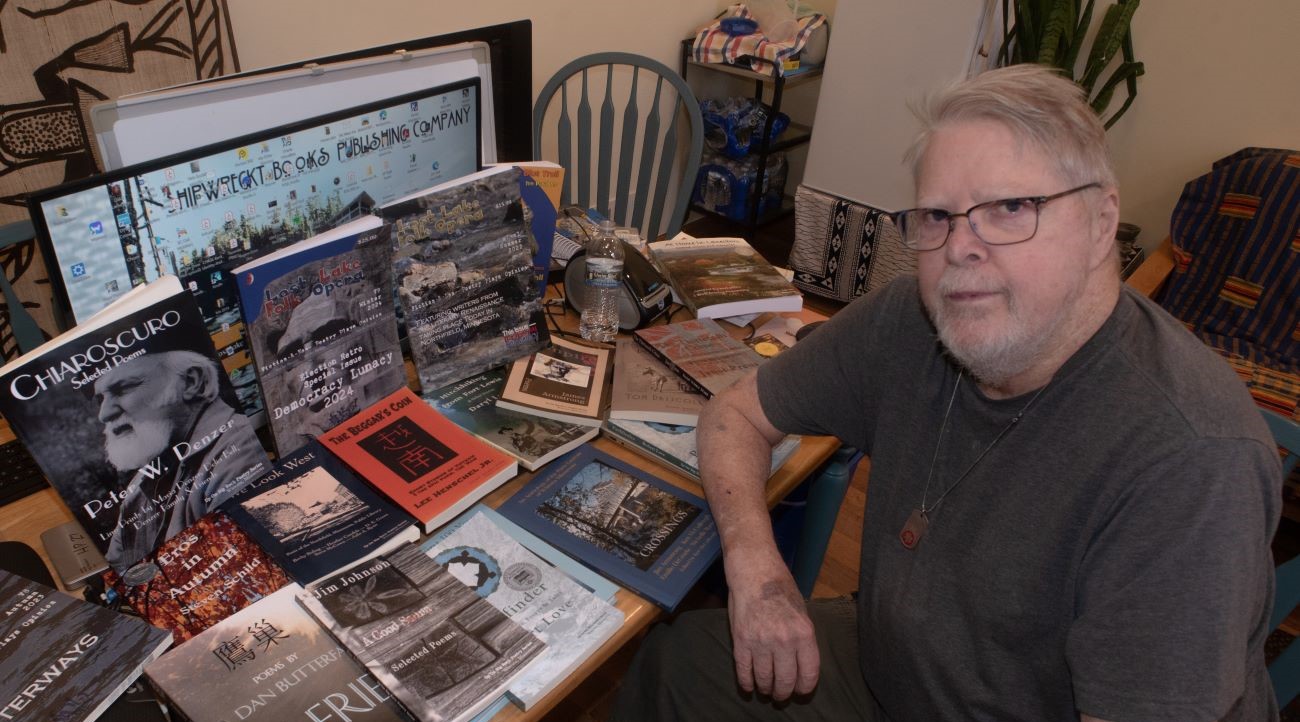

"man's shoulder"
[1106, 288, 1271, 445]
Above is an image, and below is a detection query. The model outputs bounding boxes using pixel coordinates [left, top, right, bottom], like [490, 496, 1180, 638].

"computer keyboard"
[0, 439, 48, 506]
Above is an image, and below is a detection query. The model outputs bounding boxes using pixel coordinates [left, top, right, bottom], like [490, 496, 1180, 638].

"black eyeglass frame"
[891, 182, 1102, 251]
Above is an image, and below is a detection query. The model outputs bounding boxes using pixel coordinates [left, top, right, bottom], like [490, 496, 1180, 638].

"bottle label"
[585, 257, 622, 289]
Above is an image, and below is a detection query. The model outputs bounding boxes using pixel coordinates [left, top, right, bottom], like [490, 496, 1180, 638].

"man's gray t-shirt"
[757, 277, 1280, 722]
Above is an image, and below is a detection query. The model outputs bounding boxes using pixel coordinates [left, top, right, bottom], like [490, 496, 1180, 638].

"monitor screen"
[29, 77, 482, 418]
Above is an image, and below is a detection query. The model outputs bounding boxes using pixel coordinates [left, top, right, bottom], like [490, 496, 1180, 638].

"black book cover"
[0, 570, 171, 722]
[0, 277, 270, 574]
[222, 440, 418, 584]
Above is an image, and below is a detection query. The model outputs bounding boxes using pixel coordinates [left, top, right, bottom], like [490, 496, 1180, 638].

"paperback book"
[144, 584, 411, 722]
[491, 161, 565, 297]
[633, 318, 764, 399]
[0, 276, 270, 574]
[426, 368, 599, 471]
[649, 234, 802, 319]
[381, 166, 550, 391]
[321, 387, 519, 533]
[497, 445, 721, 611]
[234, 216, 406, 455]
[496, 337, 613, 427]
[422, 509, 624, 708]
[603, 418, 801, 482]
[609, 338, 705, 426]
[0, 570, 172, 722]
[102, 511, 292, 644]
[297, 543, 547, 722]
[221, 440, 420, 584]
[428, 504, 619, 603]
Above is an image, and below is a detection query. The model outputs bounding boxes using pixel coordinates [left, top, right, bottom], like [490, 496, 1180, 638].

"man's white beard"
[105, 418, 174, 471]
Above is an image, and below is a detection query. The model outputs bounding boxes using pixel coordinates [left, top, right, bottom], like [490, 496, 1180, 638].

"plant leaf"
[1036, 0, 1072, 68]
[1092, 61, 1144, 127]
[1081, 0, 1140, 93]
[1062, 0, 1095, 76]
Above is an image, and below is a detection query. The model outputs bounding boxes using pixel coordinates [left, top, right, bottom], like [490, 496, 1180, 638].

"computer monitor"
[27, 78, 483, 419]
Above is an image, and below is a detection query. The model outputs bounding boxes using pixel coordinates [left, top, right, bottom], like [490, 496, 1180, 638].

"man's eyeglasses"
[890, 183, 1101, 251]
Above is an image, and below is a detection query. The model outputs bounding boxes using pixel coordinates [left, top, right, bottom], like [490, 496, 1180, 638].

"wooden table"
[0, 300, 847, 722]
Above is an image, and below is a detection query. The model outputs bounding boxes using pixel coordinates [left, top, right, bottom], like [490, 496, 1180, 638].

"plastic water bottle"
[579, 220, 624, 342]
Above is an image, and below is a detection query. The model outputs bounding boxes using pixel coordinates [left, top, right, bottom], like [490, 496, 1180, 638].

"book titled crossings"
[497, 445, 721, 611]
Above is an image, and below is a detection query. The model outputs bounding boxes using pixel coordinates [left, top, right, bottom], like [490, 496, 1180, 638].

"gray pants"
[610, 597, 883, 721]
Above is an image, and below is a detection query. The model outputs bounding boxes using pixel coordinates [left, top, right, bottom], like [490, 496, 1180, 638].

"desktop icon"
[70, 263, 86, 278]
[88, 221, 104, 235]
[410, 101, 418, 111]
[104, 280, 119, 293]
[379, 110, 388, 121]
[237, 147, 249, 160]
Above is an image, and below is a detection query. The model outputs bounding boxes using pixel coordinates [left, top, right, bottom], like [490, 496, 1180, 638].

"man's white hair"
[905, 64, 1117, 190]
[157, 350, 222, 405]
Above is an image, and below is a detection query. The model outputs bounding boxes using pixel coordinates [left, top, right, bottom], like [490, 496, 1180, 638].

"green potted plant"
[997, 0, 1144, 129]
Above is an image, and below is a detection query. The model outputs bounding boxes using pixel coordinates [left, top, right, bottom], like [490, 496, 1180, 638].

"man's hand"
[726, 554, 820, 700]
[698, 372, 820, 701]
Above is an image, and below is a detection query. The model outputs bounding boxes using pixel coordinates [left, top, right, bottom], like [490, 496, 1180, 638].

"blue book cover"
[496, 445, 720, 611]
[234, 216, 405, 455]
[515, 171, 557, 297]
[222, 440, 419, 585]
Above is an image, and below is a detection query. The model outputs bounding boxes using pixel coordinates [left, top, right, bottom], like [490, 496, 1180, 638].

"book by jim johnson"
[297, 543, 546, 722]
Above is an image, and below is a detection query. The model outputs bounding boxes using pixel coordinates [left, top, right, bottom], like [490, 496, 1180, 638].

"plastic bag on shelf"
[691, 150, 788, 222]
[700, 97, 790, 160]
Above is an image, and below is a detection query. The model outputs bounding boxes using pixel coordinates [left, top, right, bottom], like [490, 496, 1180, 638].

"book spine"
[632, 334, 714, 399]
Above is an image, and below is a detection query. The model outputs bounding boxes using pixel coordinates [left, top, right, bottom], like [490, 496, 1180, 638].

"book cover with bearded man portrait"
[0, 276, 271, 575]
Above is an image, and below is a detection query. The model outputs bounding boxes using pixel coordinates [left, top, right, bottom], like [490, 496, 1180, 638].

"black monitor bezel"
[28, 76, 482, 332]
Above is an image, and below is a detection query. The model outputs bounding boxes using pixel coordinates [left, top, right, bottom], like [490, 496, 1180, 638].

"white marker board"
[92, 42, 497, 170]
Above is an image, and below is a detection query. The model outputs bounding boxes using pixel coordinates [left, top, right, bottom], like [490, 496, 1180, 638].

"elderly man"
[612, 65, 1280, 721]
[97, 349, 268, 573]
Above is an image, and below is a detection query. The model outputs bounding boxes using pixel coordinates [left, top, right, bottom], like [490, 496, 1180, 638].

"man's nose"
[98, 397, 120, 423]
[944, 213, 988, 264]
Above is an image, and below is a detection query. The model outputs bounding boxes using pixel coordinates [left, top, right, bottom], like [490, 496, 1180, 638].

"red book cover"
[102, 512, 291, 644]
[320, 387, 519, 533]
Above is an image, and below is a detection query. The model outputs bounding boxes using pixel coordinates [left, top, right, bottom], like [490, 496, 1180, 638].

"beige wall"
[1106, 0, 1300, 247]
[227, 0, 730, 107]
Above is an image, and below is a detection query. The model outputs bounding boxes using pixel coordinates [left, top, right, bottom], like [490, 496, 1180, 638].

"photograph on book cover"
[238, 467, 365, 542]
[535, 459, 701, 570]
[0, 287, 269, 574]
[300, 545, 544, 722]
[519, 344, 598, 406]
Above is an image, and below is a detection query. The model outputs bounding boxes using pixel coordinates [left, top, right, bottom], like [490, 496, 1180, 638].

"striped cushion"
[1160, 148, 1300, 418]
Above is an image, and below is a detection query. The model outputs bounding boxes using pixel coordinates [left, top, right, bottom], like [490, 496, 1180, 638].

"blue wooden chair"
[1263, 410, 1300, 709]
[0, 220, 45, 355]
[533, 52, 704, 242]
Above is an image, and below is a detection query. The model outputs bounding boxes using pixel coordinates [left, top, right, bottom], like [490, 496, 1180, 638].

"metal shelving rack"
[679, 38, 823, 237]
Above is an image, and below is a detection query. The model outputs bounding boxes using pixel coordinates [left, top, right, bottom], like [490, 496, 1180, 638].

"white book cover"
[422, 510, 624, 709]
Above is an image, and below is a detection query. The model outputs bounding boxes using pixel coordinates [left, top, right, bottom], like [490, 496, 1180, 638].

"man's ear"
[1086, 186, 1121, 270]
[179, 365, 211, 403]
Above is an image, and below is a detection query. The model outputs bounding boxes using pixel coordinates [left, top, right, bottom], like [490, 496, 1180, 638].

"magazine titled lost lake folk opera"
[144, 584, 410, 722]
[0, 276, 270, 575]
[381, 166, 550, 392]
[298, 543, 547, 722]
[498, 445, 721, 611]
[234, 216, 406, 456]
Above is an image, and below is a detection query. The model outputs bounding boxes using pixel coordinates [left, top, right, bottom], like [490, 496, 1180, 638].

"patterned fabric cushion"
[789, 184, 916, 303]
[1160, 147, 1300, 422]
